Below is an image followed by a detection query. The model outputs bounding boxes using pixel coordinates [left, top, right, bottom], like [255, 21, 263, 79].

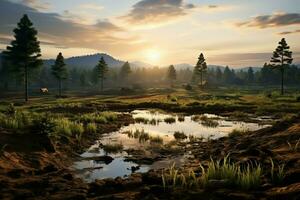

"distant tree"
[120, 61, 131, 85]
[216, 67, 222, 84]
[80, 71, 87, 87]
[166, 65, 176, 87]
[52, 52, 68, 97]
[94, 57, 108, 91]
[247, 67, 254, 84]
[2, 14, 42, 101]
[223, 66, 231, 84]
[270, 38, 293, 95]
[192, 53, 207, 87]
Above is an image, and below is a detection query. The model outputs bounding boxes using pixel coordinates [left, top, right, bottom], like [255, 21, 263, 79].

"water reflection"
[73, 110, 270, 182]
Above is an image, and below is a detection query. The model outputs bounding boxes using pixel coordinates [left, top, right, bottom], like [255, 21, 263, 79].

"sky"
[0, 0, 300, 67]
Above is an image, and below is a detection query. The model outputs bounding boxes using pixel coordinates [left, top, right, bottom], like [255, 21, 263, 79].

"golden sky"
[1, 0, 300, 67]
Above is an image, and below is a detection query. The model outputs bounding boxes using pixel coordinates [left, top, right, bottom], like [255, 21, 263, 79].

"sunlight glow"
[145, 49, 161, 64]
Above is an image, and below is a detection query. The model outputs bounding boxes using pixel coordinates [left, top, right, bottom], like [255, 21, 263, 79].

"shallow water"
[73, 110, 271, 182]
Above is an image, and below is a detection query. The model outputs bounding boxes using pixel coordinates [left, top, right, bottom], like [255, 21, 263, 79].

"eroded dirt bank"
[0, 115, 300, 200]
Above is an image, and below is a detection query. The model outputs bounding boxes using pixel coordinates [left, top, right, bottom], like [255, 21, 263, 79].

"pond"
[73, 109, 271, 182]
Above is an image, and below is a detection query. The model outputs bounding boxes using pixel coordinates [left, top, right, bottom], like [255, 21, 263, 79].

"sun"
[145, 49, 161, 64]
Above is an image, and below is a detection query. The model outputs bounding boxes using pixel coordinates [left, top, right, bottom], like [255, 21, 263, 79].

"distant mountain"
[131, 61, 153, 68]
[43, 53, 124, 69]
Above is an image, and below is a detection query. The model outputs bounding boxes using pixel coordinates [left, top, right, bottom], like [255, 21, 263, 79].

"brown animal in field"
[40, 88, 49, 93]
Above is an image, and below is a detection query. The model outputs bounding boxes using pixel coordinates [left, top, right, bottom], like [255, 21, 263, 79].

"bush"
[174, 131, 187, 140]
[86, 123, 97, 134]
[164, 117, 176, 124]
[30, 115, 55, 135]
[228, 129, 249, 138]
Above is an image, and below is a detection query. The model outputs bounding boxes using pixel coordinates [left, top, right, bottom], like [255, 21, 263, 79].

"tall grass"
[78, 112, 117, 124]
[270, 158, 286, 184]
[162, 155, 263, 191]
[287, 139, 300, 152]
[102, 143, 123, 154]
[86, 123, 97, 134]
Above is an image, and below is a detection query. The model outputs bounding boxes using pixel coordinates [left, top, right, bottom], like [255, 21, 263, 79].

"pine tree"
[270, 38, 293, 95]
[167, 65, 176, 87]
[223, 66, 231, 84]
[3, 14, 42, 101]
[51, 52, 68, 97]
[247, 67, 254, 84]
[80, 71, 87, 87]
[120, 61, 131, 85]
[192, 53, 207, 87]
[94, 57, 108, 91]
[216, 67, 222, 84]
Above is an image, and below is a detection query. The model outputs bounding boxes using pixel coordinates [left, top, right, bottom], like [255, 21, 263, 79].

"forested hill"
[43, 53, 124, 69]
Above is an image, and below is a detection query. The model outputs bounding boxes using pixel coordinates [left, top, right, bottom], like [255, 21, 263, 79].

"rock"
[130, 166, 140, 173]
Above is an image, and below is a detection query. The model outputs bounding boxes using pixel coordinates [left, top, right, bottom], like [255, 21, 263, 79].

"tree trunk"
[101, 78, 103, 92]
[200, 70, 203, 87]
[281, 68, 284, 95]
[59, 79, 62, 97]
[24, 65, 28, 102]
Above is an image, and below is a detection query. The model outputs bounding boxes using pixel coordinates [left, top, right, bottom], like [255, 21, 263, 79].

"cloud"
[209, 52, 300, 67]
[279, 29, 300, 35]
[122, 0, 195, 26]
[0, 0, 147, 57]
[22, 0, 52, 11]
[237, 13, 300, 28]
[79, 3, 104, 11]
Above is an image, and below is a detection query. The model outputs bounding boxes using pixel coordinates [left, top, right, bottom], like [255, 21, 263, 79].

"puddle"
[73, 110, 271, 182]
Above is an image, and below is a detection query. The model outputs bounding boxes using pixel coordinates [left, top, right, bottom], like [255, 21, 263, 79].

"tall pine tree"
[192, 53, 207, 87]
[167, 65, 176, 87]
[52, 52, 68, 97]
[94, 57, 108, 91]
[3, 14, 42, 101]
[270, 38, 293, 95]
[120, 61, 131, 85]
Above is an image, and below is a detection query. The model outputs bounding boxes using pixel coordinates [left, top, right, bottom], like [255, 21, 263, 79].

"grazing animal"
[40, 88, 49, 93]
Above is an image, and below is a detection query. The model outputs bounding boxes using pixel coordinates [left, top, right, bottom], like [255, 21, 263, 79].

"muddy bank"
[0, 114, 300, 199]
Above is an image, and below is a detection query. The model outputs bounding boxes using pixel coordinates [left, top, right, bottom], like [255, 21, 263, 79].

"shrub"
[86, 123, 97, 134]
[177, 116, 185, 122]
[174, 131, 187, 140]
[30, 115, 55, 135]
[164, 117, 176, 124]
[5, 103, 16, 115]
[53, 118, 72, 136]
[134, 117, 149, 124]
[228, 129, 249, 138]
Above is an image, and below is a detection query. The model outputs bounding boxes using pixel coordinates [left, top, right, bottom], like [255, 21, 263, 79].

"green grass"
[270, 158, 286, 184]
[102, 143, 123, 154]
[162, 155, 263, 190]
[228, 129, 249, 138]
[78, 112, 117, 124]
[86, 123, 97, 134]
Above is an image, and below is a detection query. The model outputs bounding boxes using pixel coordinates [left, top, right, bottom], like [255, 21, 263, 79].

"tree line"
[0, 15, 297, 101]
